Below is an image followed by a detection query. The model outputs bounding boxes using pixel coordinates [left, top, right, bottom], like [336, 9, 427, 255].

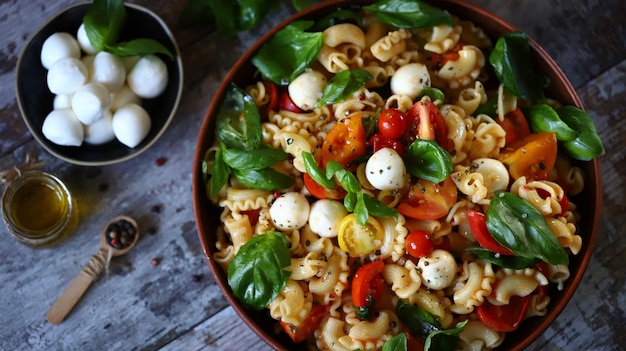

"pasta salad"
[201, 0, 604, 350]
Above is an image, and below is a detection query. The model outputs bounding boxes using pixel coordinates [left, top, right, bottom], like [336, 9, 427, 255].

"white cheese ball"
[40, 32, 80, 69]
[469, 158, 510, 194]
[91, 51, 126, 92]
[84, 110, 115, 145]
[53, 94, 72, 109]
[308, 199, 348, 238]
[42, 109, 84, 146]
[365, 147, 407, 190]
[417, 249, 457, 290]
[111, 103, 151, 148]
[47, 57, 88, 95]
[76, 23, 96, 54]
[71, 82, 111, 125]
[288, 69, 327, 111]
[110, 84, 141, 111]
[390, 63, 431, 100]
[269, 192, 310, 231]
[127, 54, 168, 98]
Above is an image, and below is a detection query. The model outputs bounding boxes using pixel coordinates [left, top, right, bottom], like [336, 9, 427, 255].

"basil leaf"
[354, 191, 369, 225]
[83, 0, 127, 52]
[363, 0, 453, 29]
[252, 21, 324, 85]
[424, 321, 466, 351]
[405, 139, 453, 183]
[474, 96, 498, 118]
[396, 300, 442, 338]
[556, 106, 605, 160]
[525, 104, 577, 141]
[362, 193, 397, 219]
[233, 167, 294, 191]
[227, 231, 291, 310]
[383, 333, 407, 351]
[317, 69, 372, 107]
[216, 84, 263, 149]
[309, 9, 362, 32]
[209, 147, 231, 197]
[487, 191, 569, 265]
[223, 147, 288, 170]
[302, 152, 337, 189]
[326, 161, 361, 193]
[464, 247, 539, 269]
[416, 87, 445, 105]
[106, 38, 173, 59]
[344, 192, 357, 212]
[489, 32, 549, 101]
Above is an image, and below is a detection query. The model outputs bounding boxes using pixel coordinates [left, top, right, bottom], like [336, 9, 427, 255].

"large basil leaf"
[83, 0, 127, 52]
[424, 321, 467, 351]
[223, 147, 287, 170]
[106, 38, 173, 59]
[208, 146, 231, 197]
[216, 84, 263, 149]
[383, 333, 407, 351]
[396, 300, 442, 338]
[227, 231, 291, 310]
[556, 106, 605, 160]
[252, 21, 324, 85]
[464, 247, 539, 269]
[489, 32, 549, 101]
[363, 0, 453, 29]
[525, 104, 577, 141]
[405, 139, 453, 183]
[362, 192, 398, 219]
[326, 160, 361, 193]
[486, 191, 569, 265]
[317, 69, 372, 107]
[233, 167, 294, 191]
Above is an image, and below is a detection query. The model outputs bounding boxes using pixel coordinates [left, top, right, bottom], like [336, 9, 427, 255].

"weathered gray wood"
[0, 0, 624, 350]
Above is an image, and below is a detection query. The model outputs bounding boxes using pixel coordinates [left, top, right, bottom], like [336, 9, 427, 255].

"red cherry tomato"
[403, 327, 425, 351]
[397, 177, 458, 220]
[303, 173, 345, 200]
[261, 81, 279, 120]
[241, 209, 260, 227]
[280, 303, 329, 343]
[378, 108, 408, 140]
[321, 112, 368, 171]
[466, 209, 514, 255]
[431, 41, 464, 70]
[477, 294, 531, 332]
[496, 108, 531, 146]
[499, 132, 557, 181]
[534, 261, 550, 298]
[279, 90, 303, 113]
[352, 260, 385, 317]
[536, 188, 569, 217]
[406, 100, 453, 151]
[368, 133, 405, 157]
[405, 230, 435, 258]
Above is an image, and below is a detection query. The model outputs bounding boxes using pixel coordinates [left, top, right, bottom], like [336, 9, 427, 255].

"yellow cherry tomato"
[337, 214, 384, 257]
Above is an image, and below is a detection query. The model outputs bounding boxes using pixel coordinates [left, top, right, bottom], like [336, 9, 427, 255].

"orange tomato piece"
[397, 177, 458, 220]
[321, 112, 368, 171]
[499, 132, 557, 181]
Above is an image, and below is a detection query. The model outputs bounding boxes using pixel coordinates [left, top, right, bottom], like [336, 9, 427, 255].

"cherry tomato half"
[261, 81, 279, 120]
[303, 173, 345, 200]
[497, 108, 531, 146]
[397, 177, 458, 220]
[352, 260, 385, 314]
[338, 214, 384, 257]
[368, 133, 405, 157]
[536, 188, 569, 217]
[280, 303, 329, 343]
[378, 108, 408, 140]
[405, 230, 435, 258]
[431, 41, 464, 70]
[466, 209, 513, 255]
[499, 132, 557, 181]
[477, 294, 531, 332]
[406, 100, 453, 151]
[321, 112, 368, 171]
[279, 89, 303, 113]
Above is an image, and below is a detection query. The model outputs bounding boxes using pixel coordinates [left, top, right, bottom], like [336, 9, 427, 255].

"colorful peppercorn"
[105, 219, 136, 250]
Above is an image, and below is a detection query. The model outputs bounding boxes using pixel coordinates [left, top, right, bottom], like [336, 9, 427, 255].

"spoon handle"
[46, 247, 110, 325]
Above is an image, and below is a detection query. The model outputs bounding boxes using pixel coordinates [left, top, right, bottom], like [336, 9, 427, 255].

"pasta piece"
[370, 29, 411, 62]
[269, 280, 313, 325]
[383, 261, 422, 298]
[437, 45, 485, 89]
[546, 216, 582, 255]
[273, 129, 315, 173]
[424, 24, 462, 54]
[510, 177, 566, 216]
[458, 321, 505, 350]
[456, 81, 487, 115]
[451, 261, 495, 314]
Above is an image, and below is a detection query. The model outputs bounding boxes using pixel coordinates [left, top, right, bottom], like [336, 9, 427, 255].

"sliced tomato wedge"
[406, 100, 453, 151]
[338, 214, 384, 257]
[477, 294, 531, 332]
[499, 132, 557, 181]
[368, 132, 405, 157]
[496, 108, 531, 146]
[303, 173, 345, 200]
[280, 303, 329, 343]
[352, 260, 385, 321]
[279, 89, 303, 113]
[467, 209, 514, 255]
[397, 177, 458, 220]
[321, 112, 368, 171]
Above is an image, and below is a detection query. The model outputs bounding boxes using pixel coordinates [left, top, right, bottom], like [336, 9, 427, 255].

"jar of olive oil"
[1, 170, 78, 247]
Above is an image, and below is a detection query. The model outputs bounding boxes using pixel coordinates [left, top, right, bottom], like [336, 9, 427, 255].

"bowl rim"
[192, 0, 603, 349]
[14, 1, 184, 166]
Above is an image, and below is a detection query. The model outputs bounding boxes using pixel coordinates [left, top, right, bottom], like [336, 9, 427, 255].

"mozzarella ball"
[308, 199, 348, 238]
[111, 103, 151, 148]
[269, 192, 310, 231]
[365, 147, 407, 190]
[76, 23, 96, 54]
[71, 82, 111, 125]
[40, 32, 80, 69]
[42, 109, 84, 146]
[84, 110, 115, 145]
[469, 158, 510, 194]
[288, 69, 327, 110]
[127, 55, 168, 98]
[390, 63, 431, 100]
[53, 94, 72, 109]
[47, 57, 88, 95]
[417, 249, 457, 290]
[110, 84, 141, 111]
[91, 51, 126, 92]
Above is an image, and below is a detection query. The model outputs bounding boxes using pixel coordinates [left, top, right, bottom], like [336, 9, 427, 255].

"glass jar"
[1, 170, 78, 247]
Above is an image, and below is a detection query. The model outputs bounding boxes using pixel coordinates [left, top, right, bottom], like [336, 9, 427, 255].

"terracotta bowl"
[192, 0, 602, 350]
[15, 2, 183, 166]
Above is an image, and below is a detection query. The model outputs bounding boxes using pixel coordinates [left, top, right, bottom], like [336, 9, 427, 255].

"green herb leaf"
[489, 32, 549, 101]
[424, 321, 466, 351]
[474, 96, 498, 118]
[252, 21, 324, 85]
[362, 193, 397, 218]
[396, 300, 442, 339]
[464, 247, 539, 269]
[209, 147, 231, 197]
[233, 167, 294, 191]
[486, 191, 569, 265]
[405, 139, 453, 183]
[216, 84, 263, 149]
[525, 104, 577, 141]
[363, 0, 454, 29]
[106, 38, 173, 59]
[309, 9, 362, 32]
[383, 333, 407, 351]
[317, 69, 372, 107]
[223, 147, 288, 170]
[556, 106, 605, 160]
[416, 87, 445, 105]
[354, 294, 377, 321]
[83, 0, 127, 52]
[302, 151, 337, 189]
[227, 231, 291, 310]
[326, 161, 361, 193]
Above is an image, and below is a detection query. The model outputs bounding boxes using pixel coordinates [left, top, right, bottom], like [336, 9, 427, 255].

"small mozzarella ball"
[40, 32, 80, 69]
[53, 94, 72, 109]
[71, 82, 111, 125]
[110, 84, 141, 111]
[288, 69, 327, 111]
[111, 103, 151, 148]
[84, 110, 115, 145]
[470, 158, 510, 194]
[418, 249, 457, 290]
[390, 63, 431, 100]
[42, 109, 84, 146]
[127, 54, 168, 98]
[269, 192, 310, 231]
[308, 199, 348, 238]
[365, 148, 407, 190]
[91, 51, 126, 92]
[76, 23, 96, 54]
[47, 57, 88, 95]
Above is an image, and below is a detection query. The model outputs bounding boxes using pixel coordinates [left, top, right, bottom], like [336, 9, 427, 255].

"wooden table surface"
[1, 0, 624, 350]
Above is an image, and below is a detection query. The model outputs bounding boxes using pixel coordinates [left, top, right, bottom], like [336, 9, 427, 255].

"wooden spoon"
[46, 215, 139, 325]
